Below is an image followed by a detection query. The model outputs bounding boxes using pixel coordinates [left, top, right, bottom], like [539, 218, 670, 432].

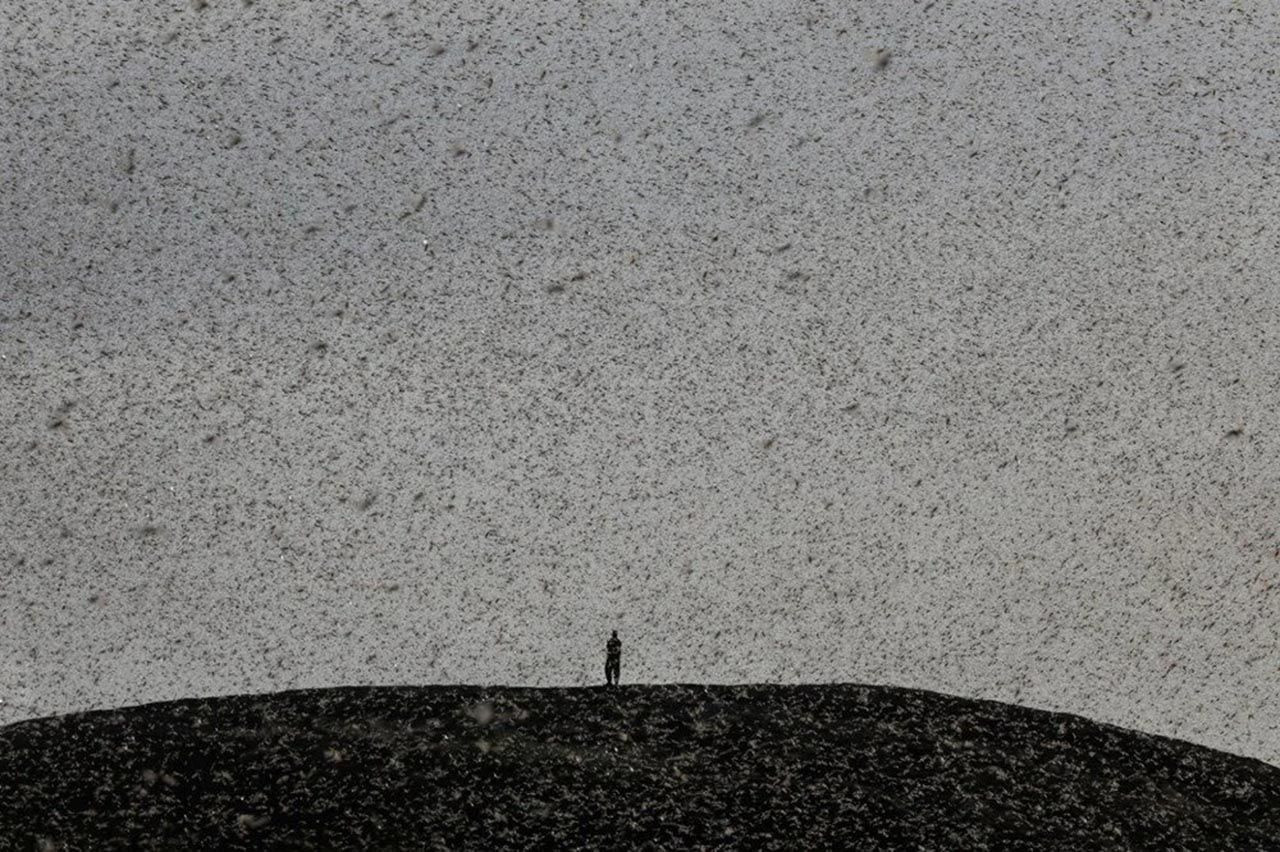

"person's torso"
[607, 639, 621, 657]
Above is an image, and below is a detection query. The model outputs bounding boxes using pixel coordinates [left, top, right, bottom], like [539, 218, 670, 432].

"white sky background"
[2, 0, 1278, 764]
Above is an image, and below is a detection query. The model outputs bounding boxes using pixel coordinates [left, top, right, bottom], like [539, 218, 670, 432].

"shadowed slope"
[2, 684, 1277, 850]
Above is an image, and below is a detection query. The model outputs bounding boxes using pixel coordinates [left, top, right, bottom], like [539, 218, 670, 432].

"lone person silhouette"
[605, 630, 621, 687]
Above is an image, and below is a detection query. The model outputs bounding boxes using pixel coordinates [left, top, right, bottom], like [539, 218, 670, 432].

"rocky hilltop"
[2, 683, 1277, 850]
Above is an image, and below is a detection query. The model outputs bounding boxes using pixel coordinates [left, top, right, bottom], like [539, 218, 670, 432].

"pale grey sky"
[2, 0, 1278, 765]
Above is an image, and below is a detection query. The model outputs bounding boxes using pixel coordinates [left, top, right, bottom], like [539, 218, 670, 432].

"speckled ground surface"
[3, 684, 1279, 850]
[2, 0, 1279, 767]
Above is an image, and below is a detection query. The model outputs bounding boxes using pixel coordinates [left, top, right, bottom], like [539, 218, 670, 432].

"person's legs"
[605, 661, 612, 686]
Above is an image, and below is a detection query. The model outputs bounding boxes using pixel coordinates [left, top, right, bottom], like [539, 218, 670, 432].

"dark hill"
[2, 683, 1277, 850]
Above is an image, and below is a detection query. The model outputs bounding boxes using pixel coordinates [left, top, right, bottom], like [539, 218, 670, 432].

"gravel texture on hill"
[3, 683, 1278, 850]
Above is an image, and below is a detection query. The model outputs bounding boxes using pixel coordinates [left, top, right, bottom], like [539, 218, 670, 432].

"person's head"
[611, 630, 617, 638]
